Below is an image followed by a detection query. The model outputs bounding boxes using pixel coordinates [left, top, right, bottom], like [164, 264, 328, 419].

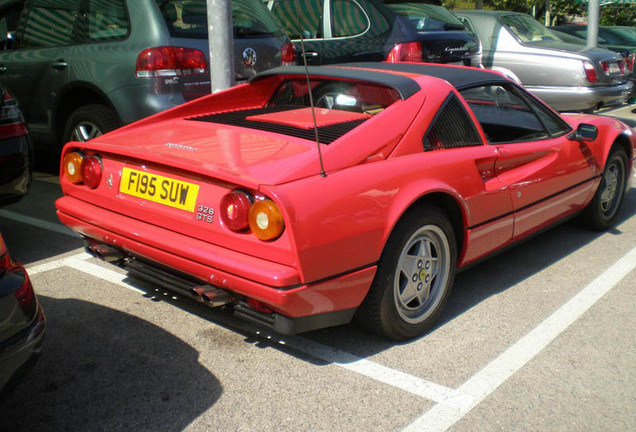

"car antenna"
[294, 4, 327, 177]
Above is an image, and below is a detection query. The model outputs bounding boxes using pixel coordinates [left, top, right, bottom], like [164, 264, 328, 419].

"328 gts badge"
[196, 205, 215, 223]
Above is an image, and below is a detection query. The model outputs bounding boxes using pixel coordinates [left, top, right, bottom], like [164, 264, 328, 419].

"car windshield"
[387, 3, 465, 31]
[601, 27, 636, 45]
[500, 14, 560, 44]
[612, 27, 636, 41]
[156, 0, 286, 39]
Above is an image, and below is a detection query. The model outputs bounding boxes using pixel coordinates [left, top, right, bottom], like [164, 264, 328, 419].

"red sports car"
[56, 63, 635, 340]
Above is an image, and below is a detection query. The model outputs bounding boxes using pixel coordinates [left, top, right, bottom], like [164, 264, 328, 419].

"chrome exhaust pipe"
[190, 285, 234, 307]
[85, 242, 125, 262]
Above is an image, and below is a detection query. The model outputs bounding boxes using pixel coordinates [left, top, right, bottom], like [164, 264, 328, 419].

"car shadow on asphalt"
[0, 297, 221, 432]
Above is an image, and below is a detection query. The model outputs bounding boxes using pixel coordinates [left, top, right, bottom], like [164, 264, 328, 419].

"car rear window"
[386, 3, 465, 31]
[156, 0, 286, 39]
[500, 14, 560, 44]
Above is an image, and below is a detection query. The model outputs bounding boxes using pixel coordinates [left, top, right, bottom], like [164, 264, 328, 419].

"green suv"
[0, 0, 294, 147]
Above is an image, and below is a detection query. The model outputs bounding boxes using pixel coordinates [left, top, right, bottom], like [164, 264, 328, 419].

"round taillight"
[249, 199, 284, 241]
[63, 152, 84, 184]
[81, 155, 103, 189]
[220, 191, 253, 231]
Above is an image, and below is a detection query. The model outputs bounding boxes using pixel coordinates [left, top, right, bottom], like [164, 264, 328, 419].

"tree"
[600, 5, 636, 26]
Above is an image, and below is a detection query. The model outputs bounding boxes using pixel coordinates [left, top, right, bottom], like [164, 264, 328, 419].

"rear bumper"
[528, 81, 634, 111]
[56, 196, 375, 332]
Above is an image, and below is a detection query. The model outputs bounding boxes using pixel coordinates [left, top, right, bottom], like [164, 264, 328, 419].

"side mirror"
[567, 123, 598, 142]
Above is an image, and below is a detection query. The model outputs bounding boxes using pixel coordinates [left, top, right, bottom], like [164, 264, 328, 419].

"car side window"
[81, 0, 129, 41]
[423, 94, 482, 151]
[460, 84, 551, 144]
[524, 94, 571, 137]
[268, 0, 324, 40]
[0, 1, 25, 51]
[331, 0, 367, 37]
[23, 0, 80, 49]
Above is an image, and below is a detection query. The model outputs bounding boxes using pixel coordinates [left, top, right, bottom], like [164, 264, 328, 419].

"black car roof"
[252, 63, 509, 99]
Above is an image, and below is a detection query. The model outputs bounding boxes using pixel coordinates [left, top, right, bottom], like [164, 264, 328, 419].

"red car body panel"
[55, 63, 636, 334]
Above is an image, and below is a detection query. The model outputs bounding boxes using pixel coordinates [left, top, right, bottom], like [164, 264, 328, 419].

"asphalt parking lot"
[0, 108, 635, 431]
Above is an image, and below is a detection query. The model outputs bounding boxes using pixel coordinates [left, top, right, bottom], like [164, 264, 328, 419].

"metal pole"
[207, 0, 235, 93]
[586, 0, 599, 49]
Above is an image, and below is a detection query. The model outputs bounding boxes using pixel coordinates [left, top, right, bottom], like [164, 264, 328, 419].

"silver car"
[456, 10, 633, 111]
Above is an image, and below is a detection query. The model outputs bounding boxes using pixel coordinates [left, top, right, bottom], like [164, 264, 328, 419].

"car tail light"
[220, 191, 285, 240]
[0, 234, 10, 271]
[81, 155, 103, 189]
[249, 199, 284, 241]
[386, 42, 423, 63]
[0, 234, 36, 315]
[583, 61, 598, 83]
[14, 266, 35, 314]
[220, 190, 253, 231]
[0, 90, 28, 140]
[618, 59, 627, 75]
[626, 53, 635, 73]
[281, 42, 295, 66]
[136, 46, 208, 78]
[62, 152, 102, 188]
[63, 152, 84, 184]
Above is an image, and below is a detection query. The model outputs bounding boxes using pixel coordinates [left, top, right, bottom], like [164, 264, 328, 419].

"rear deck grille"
[187, 106, 367, 144]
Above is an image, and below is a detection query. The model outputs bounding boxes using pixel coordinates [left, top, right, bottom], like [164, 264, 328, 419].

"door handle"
[301, 51, 319, 58]
[52, 60, 68, 70]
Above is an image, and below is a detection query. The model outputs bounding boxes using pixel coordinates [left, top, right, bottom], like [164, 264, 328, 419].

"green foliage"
[600, 5, 636, 26]
[444, 0, 635, 27]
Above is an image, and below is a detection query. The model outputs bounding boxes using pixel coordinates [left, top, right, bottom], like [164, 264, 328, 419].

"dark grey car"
[456, 10, 633, 112]
[266, 0, 482, 67]
[0, 0, 294, 147]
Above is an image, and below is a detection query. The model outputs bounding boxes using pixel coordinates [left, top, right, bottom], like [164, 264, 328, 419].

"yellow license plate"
[120, 167, 199, 212]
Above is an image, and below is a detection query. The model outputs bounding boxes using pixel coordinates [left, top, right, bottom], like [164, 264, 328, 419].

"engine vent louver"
[187, 106, 367, 144]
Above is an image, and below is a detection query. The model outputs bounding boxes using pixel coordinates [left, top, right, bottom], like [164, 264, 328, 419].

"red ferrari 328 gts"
[56, 63, 635, 340]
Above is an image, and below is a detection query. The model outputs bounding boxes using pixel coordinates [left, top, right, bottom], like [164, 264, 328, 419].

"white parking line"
[0, 209, 77, 237]
[276, 335, 474, 409]
[404, 244, 636, 432]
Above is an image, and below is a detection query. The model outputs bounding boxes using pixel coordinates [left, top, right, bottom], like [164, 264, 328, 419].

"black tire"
[578, 146, 628, 230]
[356, 206, 457, 340]
[62, 104, 121, 144]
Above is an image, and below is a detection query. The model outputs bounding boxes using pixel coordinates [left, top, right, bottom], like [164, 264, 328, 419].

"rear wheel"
[578, 146, 628, 230]
[62, 104, 121, 143]
[356, 206, 457, 340]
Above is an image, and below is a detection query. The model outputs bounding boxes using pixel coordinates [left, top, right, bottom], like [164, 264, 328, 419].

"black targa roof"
[251, 63, 510, 98]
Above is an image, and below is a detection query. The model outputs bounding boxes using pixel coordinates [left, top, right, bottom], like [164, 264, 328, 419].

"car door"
[460, 84, 598, 241]
[1, 0, 79, 137]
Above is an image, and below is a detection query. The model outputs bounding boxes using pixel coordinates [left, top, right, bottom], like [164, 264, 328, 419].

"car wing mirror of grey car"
[567, 123, 598, 142]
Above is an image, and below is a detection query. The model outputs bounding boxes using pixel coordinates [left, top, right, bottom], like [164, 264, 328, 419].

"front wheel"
[356, 206, 457, 340]
[578, 146, 628, 230]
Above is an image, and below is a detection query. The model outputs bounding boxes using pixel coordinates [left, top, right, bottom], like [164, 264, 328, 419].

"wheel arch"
[612, 132, 634, 177]
[52, 82, 120, 144]
[385, 190, 466, 265]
